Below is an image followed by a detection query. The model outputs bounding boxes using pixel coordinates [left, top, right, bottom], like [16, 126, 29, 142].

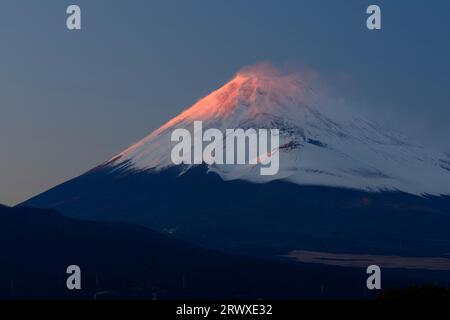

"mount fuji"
[106, 68, 450, 195]
[21, 66, 450, 258]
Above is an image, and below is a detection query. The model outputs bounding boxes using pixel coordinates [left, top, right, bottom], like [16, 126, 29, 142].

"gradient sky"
[1, 0, 449, 205]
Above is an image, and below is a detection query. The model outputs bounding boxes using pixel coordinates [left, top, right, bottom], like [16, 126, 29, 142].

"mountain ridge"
[103, 67, 450, 196]
[21, 164, 450, 258]
[2, 204, 406, 299]
[19, 66, 450, 261]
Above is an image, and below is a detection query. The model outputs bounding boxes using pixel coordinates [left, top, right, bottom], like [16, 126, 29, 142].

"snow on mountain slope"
[106, 66, 450, 196]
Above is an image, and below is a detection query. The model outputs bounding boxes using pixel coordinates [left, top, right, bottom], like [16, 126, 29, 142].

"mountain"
[21, 66, 450, 259]
[106, 67, 450, 195]
[0, 204, 402, 299]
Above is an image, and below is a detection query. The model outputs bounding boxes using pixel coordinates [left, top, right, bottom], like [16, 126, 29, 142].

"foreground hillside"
[2, 204, 448, 299]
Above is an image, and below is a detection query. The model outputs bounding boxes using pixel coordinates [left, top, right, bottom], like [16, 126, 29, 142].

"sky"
[0, 0, 449, 205]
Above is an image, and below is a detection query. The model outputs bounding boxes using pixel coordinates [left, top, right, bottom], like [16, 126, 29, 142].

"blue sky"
[1, 0, 449, 205]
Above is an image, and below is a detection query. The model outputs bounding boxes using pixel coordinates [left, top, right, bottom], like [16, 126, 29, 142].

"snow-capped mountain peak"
[107, 67, 450, 196]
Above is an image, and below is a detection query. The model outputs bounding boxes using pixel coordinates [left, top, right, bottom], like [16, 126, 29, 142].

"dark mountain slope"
[21, 164, 450, 257]
[0, 204, 400, 299]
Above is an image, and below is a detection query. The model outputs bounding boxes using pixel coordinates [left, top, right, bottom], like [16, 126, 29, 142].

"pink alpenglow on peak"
[108, 64, 450, 196]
